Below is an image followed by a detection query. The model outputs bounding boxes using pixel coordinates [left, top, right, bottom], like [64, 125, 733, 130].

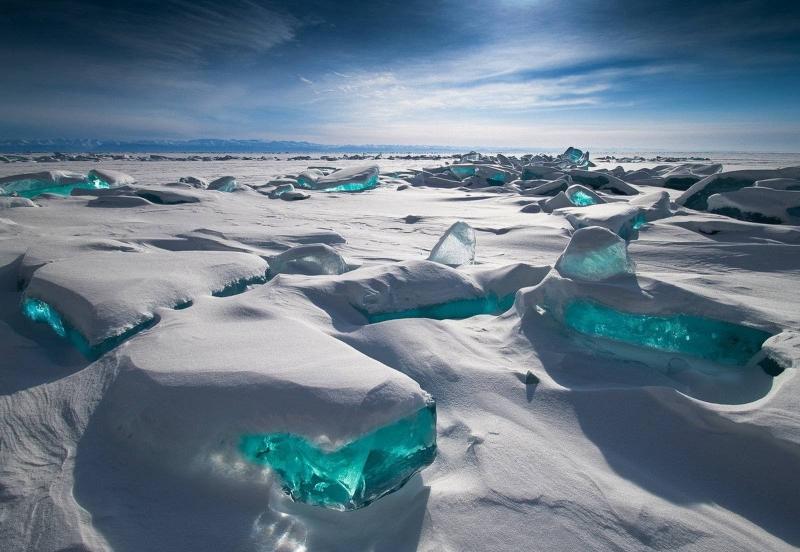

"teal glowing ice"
[321, 174, 379, 192]
[211, 273, 270, 297]
[569, 190, 597, 206]
[631, 212, 647, 230]
[557, 242, 634, 281]
[7, 178, 110, 199]
[563, 299, 772, 366]
[21, 297, 156, 360]
[449, 166, 476, 179]
[365, 293, 515, 323]
[240, 401, 437, 510]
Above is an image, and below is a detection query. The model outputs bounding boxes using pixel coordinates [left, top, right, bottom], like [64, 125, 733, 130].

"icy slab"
[24, 250, 268, 346]
[178, 176, 209, 189]
[268, 183, 296, 198]
[707, 187, 800, 225]
[565, 184, 604, 207]
[563, 299, 772, 366]
[541, 192, 575, 213]
[561, 204, 646, 241]
[754, 178, 800, 191]
[365, 293, 515, 323]
[208, 176, 248, 192]
[558, 147, 590, 168]
[240, 400, 436, 510]
[428, 221, 476, 267]
[0, 170, 98, 198]
[622, 163, 723, 190]
[568, 170, 638, 195]
[87, 168, 136, 187]
[677, 167, 800, 211]
[629, 191, 672, 222]
[268, 244, 348, 276]
[555, 226, 635, 281]
[522, 175, 572, 196]
[0, 197, 36, 209]
[296, 165, 380, 192]
[135, 187, 203, 204]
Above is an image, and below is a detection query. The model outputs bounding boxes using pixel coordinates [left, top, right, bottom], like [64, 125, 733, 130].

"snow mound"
[0, 196, 36, 208]
[428, 221, 476, 266]
[707, 187, 800, 224]
[677, 167, 800, 211]
[268, 244, 348, 276]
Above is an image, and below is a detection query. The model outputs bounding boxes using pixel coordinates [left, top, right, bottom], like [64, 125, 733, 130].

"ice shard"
[555, 226, 635, 281]
[240, 400, 437, 510]
[428, 221, 476, 267]
[563, 299, 772, 366]
[296, 166, 380, 192]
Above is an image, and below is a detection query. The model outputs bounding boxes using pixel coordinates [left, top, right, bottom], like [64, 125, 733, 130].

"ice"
[755, 178, 800, 191]
[558, 147, 590, 168]
[87, 168, 136, 188]
[562, 204, 646, 240]
[268, 244, 348, 276]
[366, 293, 515, 323]
[0, 170, 102, 198]
[240, 400, 436, 510]
[563, 299, 773, 366]
[208, 175, 247, 192]
[568, 169, 638, 195]
[707, 187, 800, 224]
[678, 168, 800, 211]
[0, 197, 36, 209]
[296, 165, 380, 192]
[268, 183, 296, 198]
[555, 226, 635, 281]
[428, 221, 476, 267]
[565, 184, 604, 206]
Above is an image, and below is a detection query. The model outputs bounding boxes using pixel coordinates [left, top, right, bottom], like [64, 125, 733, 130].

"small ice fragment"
[428, 221, 476, 267]
[555, 226, 635, 281]
[208, 176, 243, 192]
[269, 183, 296, 198]
[269, 244, 348, 276]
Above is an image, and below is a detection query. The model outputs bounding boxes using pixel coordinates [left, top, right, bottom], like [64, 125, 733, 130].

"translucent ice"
[268, 244, 348, 276]
[240, 401, 437, 510]
[428, 221, 476, 267]
[564, 299, 772, 366]
[0, 170, 107, 198]
[366, 293, 515, 323]
[565, 185, 604, 207]
[297, 166, 380, 192]
[208, 176, 243, 192]
[555, 227, 635, 281]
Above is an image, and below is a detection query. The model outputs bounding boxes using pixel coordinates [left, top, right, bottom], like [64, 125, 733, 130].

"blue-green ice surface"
[563, 299, 772, 366]
[211, 273, 270, 297]
[240, 401, 437, 510]
[21, 297, 156, 360]
[569, 190, 597, 206]
[4, 176, 110, 199]
[450, 166, 476, 179]
[321, 174, 379, 193]
[366, 293, 515, 323]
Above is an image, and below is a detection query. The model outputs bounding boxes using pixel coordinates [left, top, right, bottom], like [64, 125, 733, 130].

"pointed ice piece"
[269, 243, 348, 276]
[555, 226, 635, 281]
[629, 191, 672, 222]
[428, 221, 476, 267]
[541, 191, 574, 213]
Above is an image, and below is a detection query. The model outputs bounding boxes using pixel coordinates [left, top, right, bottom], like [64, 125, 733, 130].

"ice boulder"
[707, 187, 800, 225]
[428, 221, 476, 267]
[629, 191, 672, 222]
[568, 169, 638, 195]
[87, 168, 136, 187]
[0, 170, 92, 198]
[555, 226, 635, 281]
[558, 146, 590, 168]
[268, 243, 348, 276]
[208, 176, 248, 192]
[178, 176, 209, 189]
[296, 165, 380, 192]
[565, 184, 604, 207]
[677, 167, 800, 211]
[267, 183, 310, 200]
[561, 204, 646, 240]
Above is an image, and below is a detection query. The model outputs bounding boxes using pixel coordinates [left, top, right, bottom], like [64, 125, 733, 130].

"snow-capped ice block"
[208, 176, 246, 192]
[558, 147, 590, 168]
[240, 400, 436, 510]
[565, 184, 604, 206]
[561, 204, 646, 240]
[677, 167, 800, 211]
[297, 165, 380, 192]
[448, 164, 477, 179]
[268, 244, 348, 276]
[101, 302, 434, 509]
[178, 176, 209, 189]
[568, 170, 638, 195]
[754, 178, 800, 191]
[0, 170, 96, 198]
[268, 183, 296, 199]
[135, 187, 203, 204]
[541, 192, 574, 213]
[0, 197, 36, 209]
[87, 168, 136, 188]
[707, 187, 800, 225]
[629, 191, 672, 222]
[523, 175, 572, 196]
[555, 227, 634, 281]
[428, 221, 476, 267]
[563, 299, 772, 366]
[23, 250, 268, 350]
[365, 293, 515, 323]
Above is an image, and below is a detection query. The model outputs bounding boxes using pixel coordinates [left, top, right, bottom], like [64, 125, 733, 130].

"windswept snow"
[1, 151, 799, 552]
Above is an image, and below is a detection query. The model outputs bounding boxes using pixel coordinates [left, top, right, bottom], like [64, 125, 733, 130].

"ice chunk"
[268, 244, 348, 276]
[0, 170, 98, 198]
[562, 204, 646, 240]
[555, 226, 635, 281]
[677, 167, 800, 211]
[208, 176, 247, 192]
[297, 165, 380, 192]
[428, 221, 476, 267]
[558, 147, 590, 168]
[568, 170, 638, 195]
[563, 299, 772, 366]
[87, 168, 136, 187]
[565, 184, 604, 207]
[268, 183, 296, 198]
[754, 178, 800, 191]
[178, 176, 209, 189]
[240, 400, 436, 510]
[541, 191, 574, 213]
[0, 197, 36, 209]
[629, 191, 672, 222]
[707, 187, 800, 225]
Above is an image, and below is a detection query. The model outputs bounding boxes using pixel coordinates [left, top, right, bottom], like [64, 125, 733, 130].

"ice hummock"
[555, 226, 635, 281]
[0, 170, 103, 198]
[707, 187, 800, 225]
[268, 244, 348, 276]
[240, 400, 436, 510]
[428, 221, 476, 267]
[296, 165, 380, 192]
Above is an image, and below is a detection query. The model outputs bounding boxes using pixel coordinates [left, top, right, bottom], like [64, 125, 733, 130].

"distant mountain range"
[0, 138, 470, 154]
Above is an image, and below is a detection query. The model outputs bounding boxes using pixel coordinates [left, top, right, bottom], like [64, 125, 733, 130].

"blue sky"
[1, 0, 799, 150]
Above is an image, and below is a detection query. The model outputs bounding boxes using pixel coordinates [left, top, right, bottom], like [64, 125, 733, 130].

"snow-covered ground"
[1, 151, 799, 551]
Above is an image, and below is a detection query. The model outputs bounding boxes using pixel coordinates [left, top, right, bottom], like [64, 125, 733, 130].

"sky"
[1, 0, 799, 150]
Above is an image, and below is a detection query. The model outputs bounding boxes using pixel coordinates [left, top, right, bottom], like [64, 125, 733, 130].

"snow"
[1, 153, 799, 551]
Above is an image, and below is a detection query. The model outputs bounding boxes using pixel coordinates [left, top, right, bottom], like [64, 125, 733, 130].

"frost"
[555, 226, 635, 281]
[240, 401, 436, 510]
[563, 299, 772, 366]
[428, 221, 476, 267]
[268, 244, 348, 276]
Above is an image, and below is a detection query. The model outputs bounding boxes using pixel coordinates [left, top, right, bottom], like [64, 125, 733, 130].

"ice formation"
[707, 187, 800, 225]
[296, 165, 380, 192]
[0, 170, 105, 198]
[562, 204, 647, 240]
[565, 184, 604, 206]
[555, 226, 635, 281]
[563, 299, 772, 366]
[427, 221, 476, 266]
[208, 176, 247, 192]
[677, 168, 800, 211]
[240, 400, 436, 510]
[268, 243, 348, 276]
[366, 293, 515, 323]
